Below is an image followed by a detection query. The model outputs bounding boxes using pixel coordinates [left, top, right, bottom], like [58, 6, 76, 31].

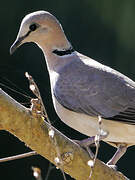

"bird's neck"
[36, 36, 75, 72]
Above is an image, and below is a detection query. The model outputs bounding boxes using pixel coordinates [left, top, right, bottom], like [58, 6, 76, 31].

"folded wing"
[54, 55, 135, 125]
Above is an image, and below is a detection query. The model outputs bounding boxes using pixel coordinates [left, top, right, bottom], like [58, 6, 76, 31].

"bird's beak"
[10, 36, 24, 55]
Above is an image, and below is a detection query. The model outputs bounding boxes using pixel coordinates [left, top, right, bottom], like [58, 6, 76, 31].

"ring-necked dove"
[10, 11, 135, 165]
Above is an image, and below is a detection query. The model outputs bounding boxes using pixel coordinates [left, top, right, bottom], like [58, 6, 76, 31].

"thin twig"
[45, 163, 55, 180]
[0, 151, 37, 163]
[88, 116, 105, 180]
[25, 72, 66, 180]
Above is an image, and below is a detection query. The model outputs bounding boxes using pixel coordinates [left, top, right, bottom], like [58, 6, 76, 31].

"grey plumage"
[54, 53, 135, 124]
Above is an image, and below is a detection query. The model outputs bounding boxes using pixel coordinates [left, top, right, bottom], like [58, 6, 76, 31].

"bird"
[10, 10, 135, 166]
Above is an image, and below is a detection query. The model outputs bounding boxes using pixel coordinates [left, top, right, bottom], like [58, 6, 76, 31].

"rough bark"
[0, 88, 128, 180]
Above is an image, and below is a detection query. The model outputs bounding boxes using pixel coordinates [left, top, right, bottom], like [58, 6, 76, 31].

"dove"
[10, 10, 135, 165]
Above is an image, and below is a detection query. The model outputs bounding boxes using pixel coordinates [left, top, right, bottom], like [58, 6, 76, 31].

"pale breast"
[52, 94, 135, 147]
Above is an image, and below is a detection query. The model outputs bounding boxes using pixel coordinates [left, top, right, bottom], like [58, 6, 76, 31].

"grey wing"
[54, 58, 135, 124]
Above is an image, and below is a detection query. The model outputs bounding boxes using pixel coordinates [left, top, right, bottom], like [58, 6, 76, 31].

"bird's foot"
[106, 163, 117, 170]
[74, 138, 94, 158]
[106, 144, 127, 167]
[74, 131, 108, 158]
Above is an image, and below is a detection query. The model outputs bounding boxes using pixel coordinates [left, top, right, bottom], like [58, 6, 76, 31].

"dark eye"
[29, 24, 37, 31]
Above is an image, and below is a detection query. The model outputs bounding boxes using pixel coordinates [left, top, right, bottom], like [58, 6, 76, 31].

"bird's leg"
[74, 131, 108, 158]
[107, 144, 127, 166]
[74, 137, 95, 158]
[74, 136, 95, 147]
[75, 132, 108, 147]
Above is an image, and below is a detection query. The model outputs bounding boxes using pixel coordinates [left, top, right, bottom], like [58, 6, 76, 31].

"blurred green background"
[0, 0, 135, 179]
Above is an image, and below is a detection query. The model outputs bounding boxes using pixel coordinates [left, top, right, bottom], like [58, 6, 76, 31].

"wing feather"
[53, 55, 135, 125]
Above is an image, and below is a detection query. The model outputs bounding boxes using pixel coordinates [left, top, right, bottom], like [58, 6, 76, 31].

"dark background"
[0, 0, 135, 179]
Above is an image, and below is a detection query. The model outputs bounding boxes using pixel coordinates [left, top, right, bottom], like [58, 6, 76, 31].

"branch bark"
[0, 88, 129, 180]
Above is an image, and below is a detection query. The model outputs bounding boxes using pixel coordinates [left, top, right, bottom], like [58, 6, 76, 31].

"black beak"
[10, 30, 32, 55]
[10, 36, 24, 55]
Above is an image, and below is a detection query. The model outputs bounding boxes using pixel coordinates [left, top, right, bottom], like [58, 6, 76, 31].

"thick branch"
[0, 88, 128, 180]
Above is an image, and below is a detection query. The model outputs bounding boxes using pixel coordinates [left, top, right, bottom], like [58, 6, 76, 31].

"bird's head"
[10, 11, 70, 55]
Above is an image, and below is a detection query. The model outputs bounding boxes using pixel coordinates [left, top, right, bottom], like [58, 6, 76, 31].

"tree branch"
[0, 88, 129, 180]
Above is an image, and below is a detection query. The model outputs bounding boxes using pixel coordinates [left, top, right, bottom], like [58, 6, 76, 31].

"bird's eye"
[29, 24, 37, 31]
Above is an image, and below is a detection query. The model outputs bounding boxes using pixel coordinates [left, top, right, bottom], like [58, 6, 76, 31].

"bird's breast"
[51, 94, 135, 147]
